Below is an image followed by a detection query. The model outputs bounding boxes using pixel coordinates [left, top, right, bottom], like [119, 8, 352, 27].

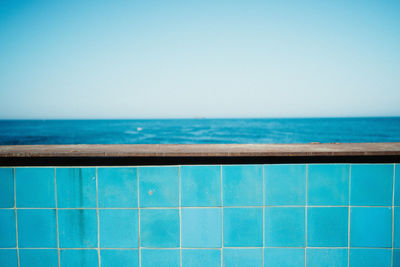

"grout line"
[392, 164, 396, 267]
[348, 164, 352, 267]
[54, 168, 61, 267]
[262, 165, 265, 266]
[179, 166, 182, 267]
[305, 164, 308, 267]
[95, 168, 101, 267]
[138, 168, 141, 267]
[221, 165, 223, 267]
[14, 168, 20, 267]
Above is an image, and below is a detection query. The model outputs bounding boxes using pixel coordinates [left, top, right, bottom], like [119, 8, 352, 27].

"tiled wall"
[0, 164, 399, 267]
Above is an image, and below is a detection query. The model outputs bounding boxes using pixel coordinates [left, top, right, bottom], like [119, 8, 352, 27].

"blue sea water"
[0, 117, 399, 145]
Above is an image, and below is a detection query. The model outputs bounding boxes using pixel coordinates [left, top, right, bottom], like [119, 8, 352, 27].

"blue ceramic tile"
[351, 164, 393, 206]
[60, 249, 98, 267]
[350, 207, 392, 248]
[264, 164, 306, 205]
[223, 208, 263, 247]
[0, 250, 18, 267]
[15, 168, 55, 208]
[56, 168, 97, 208]
[141, 249, 180, 267]
[182, 208, 221, 248]
[264, 248, 305, 267]
[18, 209, 57, 248]
[101, 249, 139, 267]
[181, 165, 221, 207]
[223, 248, 262, 267]
[349, 249, 391, 267]
[0, 168, 14, 208]
[58, 209, 98, 248]
[140, 209, 179, 248]
[0, 210, 16, 248]
[100, 209, 139, 248]
[306, 249, 348, 267]
[182, 249, 221, 267]
[307, 207, 348, 247]
[307, 164, 349, 205]
[394, 249, 400, 267]
[222, 165, 263, 206]
[395, 164, 400, 205]
[395, 207, 400, 248]
[19, 249, 58, 267]
[139, 167, 179, 207]
[98, 167, 138, 208]
[265, 207, 305, 247]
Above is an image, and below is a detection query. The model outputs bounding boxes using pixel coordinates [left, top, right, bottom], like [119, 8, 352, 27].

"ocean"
[0, 117, 399, 145]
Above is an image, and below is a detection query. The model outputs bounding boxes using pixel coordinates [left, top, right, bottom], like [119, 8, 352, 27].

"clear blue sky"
[0, 0, 399, 119]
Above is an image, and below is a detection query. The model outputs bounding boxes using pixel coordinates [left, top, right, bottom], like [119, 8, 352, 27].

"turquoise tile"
[60, 249, 98, 267]
[181, 165, 221, 207]
[58, 209, 98, 248]
[98, 167, 138, 208]
[56, 168, 97, 208]
[101, 249, 139, 267]
[19, 249, 58, 267]
[181, 208, 221, 248]
[0, 250, 18, 267]
[222, 165, 263, 206]
[139, 167, 179, 207]
[395, 164, 400, 205]
[350, 207, 392, 248]
[18, 209, 57, 248]
[395, 207, 400, 248]
[0, 168, 14, 208]
[306, 249, 348, 267]
[223, 208, 263, 247]
[223, 248, 262, 267]
[140, 209, 179, 248]
[349, 249, 391, 267]
[394, 249, 400, 267]
[264, 248, 305, 267]
[265, 207, 305, 247]
[264, 164, 306, 205]
[307, 164, 349, 205]
[307, 207, 348, 247]
[141, 249, 180, 267]
[16, 168, 55, 208]
[0, 210, 16, 248]
[182, 249, 221, 267]
[100, 209, 139, 248]
[351, 164, 393, 206]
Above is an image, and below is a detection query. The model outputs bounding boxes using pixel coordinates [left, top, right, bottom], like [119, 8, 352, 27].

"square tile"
[307, 207, 348, 247]
[350, 207, 392, 248]
[395, 207, 400, 248]
[182, 249, 221, 267]
[0, 210, 16, 248]
[98, 167, 138, 208]
[101, 249, 139, 267]
[222, 165, 263, 206]
[223, 248, 262, 267]
[58, 209, 98, 248]
[395, 164, 400, 205]
[15, 168, 55, 208]
[140, 209, 179, 248]
[264, 248, 305, 267]
[19, 249, 58, 267]
[100, 209, 139, 248]
[265, 164, 306, 205]
[350, 164, 393, 206]
[141, 249, 180, 267]
[56, 168, 97, 208]
[265, 207, 305, 247]
[394, 249, 400, 267]
[181, 208, 221, 248]
[306, 249, 348, 267]
[181, 165, 221, 207]
[307, 164, 349, 205]
[223, 207, 263, 247]
[349, 249, 391, 267]
[0, 250, 18, 267]
[60, 249, 98, 267]
[0, 168, 14, 208]
[139, 167, 179, 207]
[18, 209, 57, 248]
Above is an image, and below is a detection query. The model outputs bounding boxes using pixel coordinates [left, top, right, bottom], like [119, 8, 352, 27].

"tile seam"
[392, 163, 396, 267]
[348, 164, 351, 267]
[96, 167, 101, 267]
[221, 165, 223, 267]
[138, 167, 141, 267]
[179, 166, 182, 267]
[305, 164, 308, 267]
[262, 165, 265, 267]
